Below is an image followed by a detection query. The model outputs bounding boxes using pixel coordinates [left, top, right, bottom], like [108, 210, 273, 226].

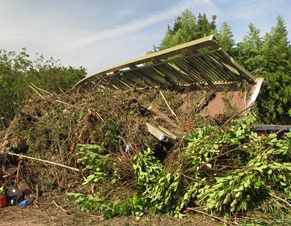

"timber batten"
[74, 35, 255, 89]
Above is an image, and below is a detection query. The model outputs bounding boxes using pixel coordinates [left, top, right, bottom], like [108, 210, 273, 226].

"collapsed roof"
[75, 35, 256, 89]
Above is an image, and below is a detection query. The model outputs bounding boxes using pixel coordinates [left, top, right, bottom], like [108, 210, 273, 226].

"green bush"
[68, 113, 291, 224]
[0, 48, 86, 126]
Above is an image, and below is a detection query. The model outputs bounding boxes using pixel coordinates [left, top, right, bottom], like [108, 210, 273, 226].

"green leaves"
[0, 48, 86, 126]
[257, 70, 291, 124]
[69, 114, 291, 223]
[76, 144, 111, 187]
[215, 21, 235, 54]
[156, 10, 216, 51]
[183, 113, 291, 215]
[133, 147, 182, 214]
[133, 147, 163, 185]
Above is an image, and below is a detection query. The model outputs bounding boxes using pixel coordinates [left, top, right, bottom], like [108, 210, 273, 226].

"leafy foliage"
[215, 21, 235, 55]
[76, 144, 110, 186]
[184, 114, 291, 215]
[69, 113, 291, 224]
[235, 16, 291, 124]
[257, 71, 291, 124]
[154, 10, 216, 51]
[235, 23, 264, 72]
[0, 48, 86, 127]
[261, 16, 290, 73]
[133, 147, 182, 214]
[67, 143, 144, 219]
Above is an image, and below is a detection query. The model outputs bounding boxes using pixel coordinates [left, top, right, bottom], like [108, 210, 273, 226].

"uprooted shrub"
[68, 113, 291, 224]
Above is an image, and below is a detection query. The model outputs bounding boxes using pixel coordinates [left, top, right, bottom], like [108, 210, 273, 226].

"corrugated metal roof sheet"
[75, 35, 255, 89]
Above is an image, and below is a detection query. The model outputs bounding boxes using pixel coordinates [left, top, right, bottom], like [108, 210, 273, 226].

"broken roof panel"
[75, 35, 255, 89]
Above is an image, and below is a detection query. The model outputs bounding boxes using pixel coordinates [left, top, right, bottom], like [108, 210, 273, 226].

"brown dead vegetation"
[0, 83, 241, 224]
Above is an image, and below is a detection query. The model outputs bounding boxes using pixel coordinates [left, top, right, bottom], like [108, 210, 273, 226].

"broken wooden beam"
[147, 105, 177, 127]
[158, 125, 180, 141]
[146, 123, 169, 142]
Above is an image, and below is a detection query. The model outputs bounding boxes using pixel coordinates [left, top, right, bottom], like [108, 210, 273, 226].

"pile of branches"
[1, 83, 290, 225]
[68, 113, 291, 225]
[0, 84, 216, 193]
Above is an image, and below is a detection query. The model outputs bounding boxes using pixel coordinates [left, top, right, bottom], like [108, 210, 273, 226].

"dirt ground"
[0, 198, 221, 226]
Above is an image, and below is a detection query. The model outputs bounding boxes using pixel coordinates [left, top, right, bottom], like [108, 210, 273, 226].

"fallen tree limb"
[55, 100, 85, 110]
[159, 90, 179, 122]
[1, 151, 80, 172]
[269, 192, 291, 208]
[29, 84, 44, 98]
[30, 83, 52, 95]
[147, 105, 177, 127]
[52, 200, 68, 214]
[195, 90, 216, 114]
[184, 207, 235, 225]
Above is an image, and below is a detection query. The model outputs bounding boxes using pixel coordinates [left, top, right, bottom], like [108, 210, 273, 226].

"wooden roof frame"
[75, 35, 255, 89]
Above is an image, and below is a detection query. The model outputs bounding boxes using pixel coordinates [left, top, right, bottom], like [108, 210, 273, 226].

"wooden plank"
[74, 35, 219, 87]
[73, 34, 256, 89]
[146, 123, 169, 142]
[147, 106, 177, 127]
[158, 126, 180, 140]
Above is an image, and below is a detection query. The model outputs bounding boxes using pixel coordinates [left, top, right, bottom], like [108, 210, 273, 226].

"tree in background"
[215, 21, 235, 55]
[258, 70, 291, 123]
[154, 10, 216, 51]
[196, 13, 217, 38]
[235, 23, 264, 73]
[261, 16, 290, 73]
[235, 17, 290, 124]
[0, 48, 86, 128]
[256, 16, 291, 124]
[153, 10, 290, 124]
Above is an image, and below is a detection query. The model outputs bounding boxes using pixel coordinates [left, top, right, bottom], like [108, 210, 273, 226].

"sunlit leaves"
[0, 48, 86, 126]
[156, 10, 216, 51]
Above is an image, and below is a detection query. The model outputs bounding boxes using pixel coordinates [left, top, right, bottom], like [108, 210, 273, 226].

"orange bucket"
[0, 194, 7, 207]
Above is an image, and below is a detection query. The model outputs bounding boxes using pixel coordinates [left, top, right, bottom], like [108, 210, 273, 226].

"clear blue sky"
[1, 0, 290, 75]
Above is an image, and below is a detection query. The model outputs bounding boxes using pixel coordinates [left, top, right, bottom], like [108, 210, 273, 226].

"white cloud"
[63, 0, 213, 49]
[50, 0, 215, 74]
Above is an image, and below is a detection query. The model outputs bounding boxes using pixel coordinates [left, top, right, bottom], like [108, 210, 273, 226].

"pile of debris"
[0, 83, 229, 194]
[0, 35, 262, 206]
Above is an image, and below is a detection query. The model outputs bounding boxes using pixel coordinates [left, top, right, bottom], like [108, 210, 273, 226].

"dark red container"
[0, 194, 7, 207]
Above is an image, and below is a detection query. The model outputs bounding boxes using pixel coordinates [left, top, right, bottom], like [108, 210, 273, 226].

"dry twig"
[184, 207, 236, 225]
[269, 192, 291, 208]
[52, 200, 68, 214]
[148, 105, 177, 127]
[159, 90, 179, 121]
[2, 151, 80, 172]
